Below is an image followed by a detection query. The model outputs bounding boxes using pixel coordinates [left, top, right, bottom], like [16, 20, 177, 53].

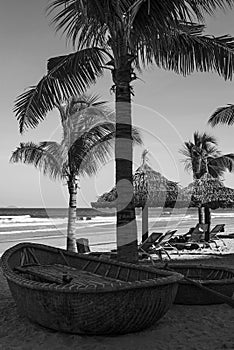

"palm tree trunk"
[198, 207, 205, 224]
[204, 206, 211, 241]
[113, 57, 138, 263]
[142, 205, 149, 243]
[66, 174, 78, 252]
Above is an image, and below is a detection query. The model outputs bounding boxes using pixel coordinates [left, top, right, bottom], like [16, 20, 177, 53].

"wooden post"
[142, 205, 149, 243]
[204, 206, 211, 242]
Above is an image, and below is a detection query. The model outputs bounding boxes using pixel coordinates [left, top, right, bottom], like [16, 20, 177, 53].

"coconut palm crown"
[14, 0, 234, 262]
[181, 131, 234, 223]
[180, 131, 234, 180]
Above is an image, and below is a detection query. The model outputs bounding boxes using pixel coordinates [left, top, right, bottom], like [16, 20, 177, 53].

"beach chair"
[183, 223, 208, 249]
[189, 223, 207, 239]
[171, 224, 208, 250]
[110, 232, 165, 257]
[140, 230, 178, 260]
[206, 224, 226, 249]
[169, 226, 195, 245]
[210, 224, 225, 238]
[139, 232, 164, 253]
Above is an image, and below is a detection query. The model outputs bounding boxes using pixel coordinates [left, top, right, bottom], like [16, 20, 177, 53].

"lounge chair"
[139, 232, 164, 253]
[189, 223, 207, 239]
[205, 224, 226, 249]
[171, 224, 208, 250]
[140, 230, 178, 260]
[210, 224, 225, 238]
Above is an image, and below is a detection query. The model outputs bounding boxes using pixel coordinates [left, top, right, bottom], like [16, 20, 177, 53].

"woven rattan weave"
[167, 263, 234, 305]
[1, 243, 182, 335]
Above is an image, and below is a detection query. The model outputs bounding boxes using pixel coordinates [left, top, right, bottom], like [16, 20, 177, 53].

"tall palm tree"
[14, 1, 234, 262]
[11, 95, 141, 252]
[181, 131, 234, 222]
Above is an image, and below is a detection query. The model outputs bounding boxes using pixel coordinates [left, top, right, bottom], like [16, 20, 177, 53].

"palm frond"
[131, 125, 142, 146]
[193, 131, 201, 147]
[209, 154, 234, 174]
[59, 94, 108, 123]
[135, 21, 234, 80]
[180, 157, 193, 173]
[47, 1, 234, 81]
[60, 97, 114, 149]
[70, 122, 116, 176]
[208, 104, 234, 126]
[14, 48, 106, 133]
[179, 143, 193, 158]
[135, 0, 234, 23]
[200, 133, 218, 147]
[180, 130, 234, 179]
[10, 142, 66, 179]
[47, 0, 120, 48]
[70, 121, 142, 176]
[47, 0, 234, 50]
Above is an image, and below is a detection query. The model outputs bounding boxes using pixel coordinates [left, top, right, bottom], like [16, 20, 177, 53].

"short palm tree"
[181, 131, 234, 222]
[14, 1, 234, 262]
[11, 95, 141, 252]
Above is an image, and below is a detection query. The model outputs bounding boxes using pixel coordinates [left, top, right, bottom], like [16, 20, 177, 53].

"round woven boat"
[167, 263, 234, 305]
[1, 243, 183, 335]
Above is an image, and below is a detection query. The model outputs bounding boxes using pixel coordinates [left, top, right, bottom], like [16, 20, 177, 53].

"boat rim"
[1, 242, 183, 294]
[167, 263, 234, 285]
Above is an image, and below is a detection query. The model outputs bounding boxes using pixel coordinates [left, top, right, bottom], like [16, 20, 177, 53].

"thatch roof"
[91, 150, 190, 209]
[181, 173, 234, 209]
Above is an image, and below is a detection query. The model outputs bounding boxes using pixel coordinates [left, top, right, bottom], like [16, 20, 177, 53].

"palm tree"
[14, 1, 234, 262]
[11, 95, 141, 252]
[181, 131, 234, 222]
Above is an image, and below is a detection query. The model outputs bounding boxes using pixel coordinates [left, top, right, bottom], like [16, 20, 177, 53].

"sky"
[1, 1, 234, 208]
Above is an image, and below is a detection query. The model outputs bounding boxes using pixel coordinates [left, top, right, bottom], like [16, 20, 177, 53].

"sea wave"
[0, 213, 194, 230]
[211, 213, 234, 218]
[1, 211, 232, 233]
[0, 215, 32, 223]
[0, 227, 66, 235]
[0, 215, 117, 226]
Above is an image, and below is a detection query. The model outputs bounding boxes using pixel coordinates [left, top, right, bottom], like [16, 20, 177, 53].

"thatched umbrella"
[182, 173, 234, 240]
[92, 150, 188, 242]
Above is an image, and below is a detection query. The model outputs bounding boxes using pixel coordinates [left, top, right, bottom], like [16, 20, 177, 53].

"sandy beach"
[1, 237, 234, 350]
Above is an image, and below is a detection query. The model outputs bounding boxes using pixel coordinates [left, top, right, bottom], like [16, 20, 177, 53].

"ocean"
[0, 207, 234, 255]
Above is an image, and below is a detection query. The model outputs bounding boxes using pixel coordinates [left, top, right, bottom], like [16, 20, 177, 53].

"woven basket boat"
[166, 263, 234, 305]
[1, 243, 182, 335]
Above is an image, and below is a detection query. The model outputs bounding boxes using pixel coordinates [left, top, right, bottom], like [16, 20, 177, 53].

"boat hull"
[8, 279, 178, 334]
[1, 243, 182, 335]
[168, 264, 234, 305]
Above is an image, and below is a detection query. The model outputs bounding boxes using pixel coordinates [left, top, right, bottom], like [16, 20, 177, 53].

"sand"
[1, 240, 234, 350]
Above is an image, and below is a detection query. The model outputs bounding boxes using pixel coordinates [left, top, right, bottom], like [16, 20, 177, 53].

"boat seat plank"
[15, 264, 124, 288]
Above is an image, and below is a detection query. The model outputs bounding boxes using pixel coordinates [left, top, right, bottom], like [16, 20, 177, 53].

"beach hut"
[182, 173, 234, 240]
[92, 150, 187, 242]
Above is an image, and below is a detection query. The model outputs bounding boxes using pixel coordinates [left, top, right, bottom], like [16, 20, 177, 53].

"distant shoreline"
[0, 207, 116, 218]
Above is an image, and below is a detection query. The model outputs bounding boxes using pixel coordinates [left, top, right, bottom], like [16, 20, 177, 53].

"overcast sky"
[1, 1, 234, 208]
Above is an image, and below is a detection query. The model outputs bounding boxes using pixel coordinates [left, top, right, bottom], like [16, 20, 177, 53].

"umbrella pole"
[204, 207, 211, 241]
[142, 205, 149, 242]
